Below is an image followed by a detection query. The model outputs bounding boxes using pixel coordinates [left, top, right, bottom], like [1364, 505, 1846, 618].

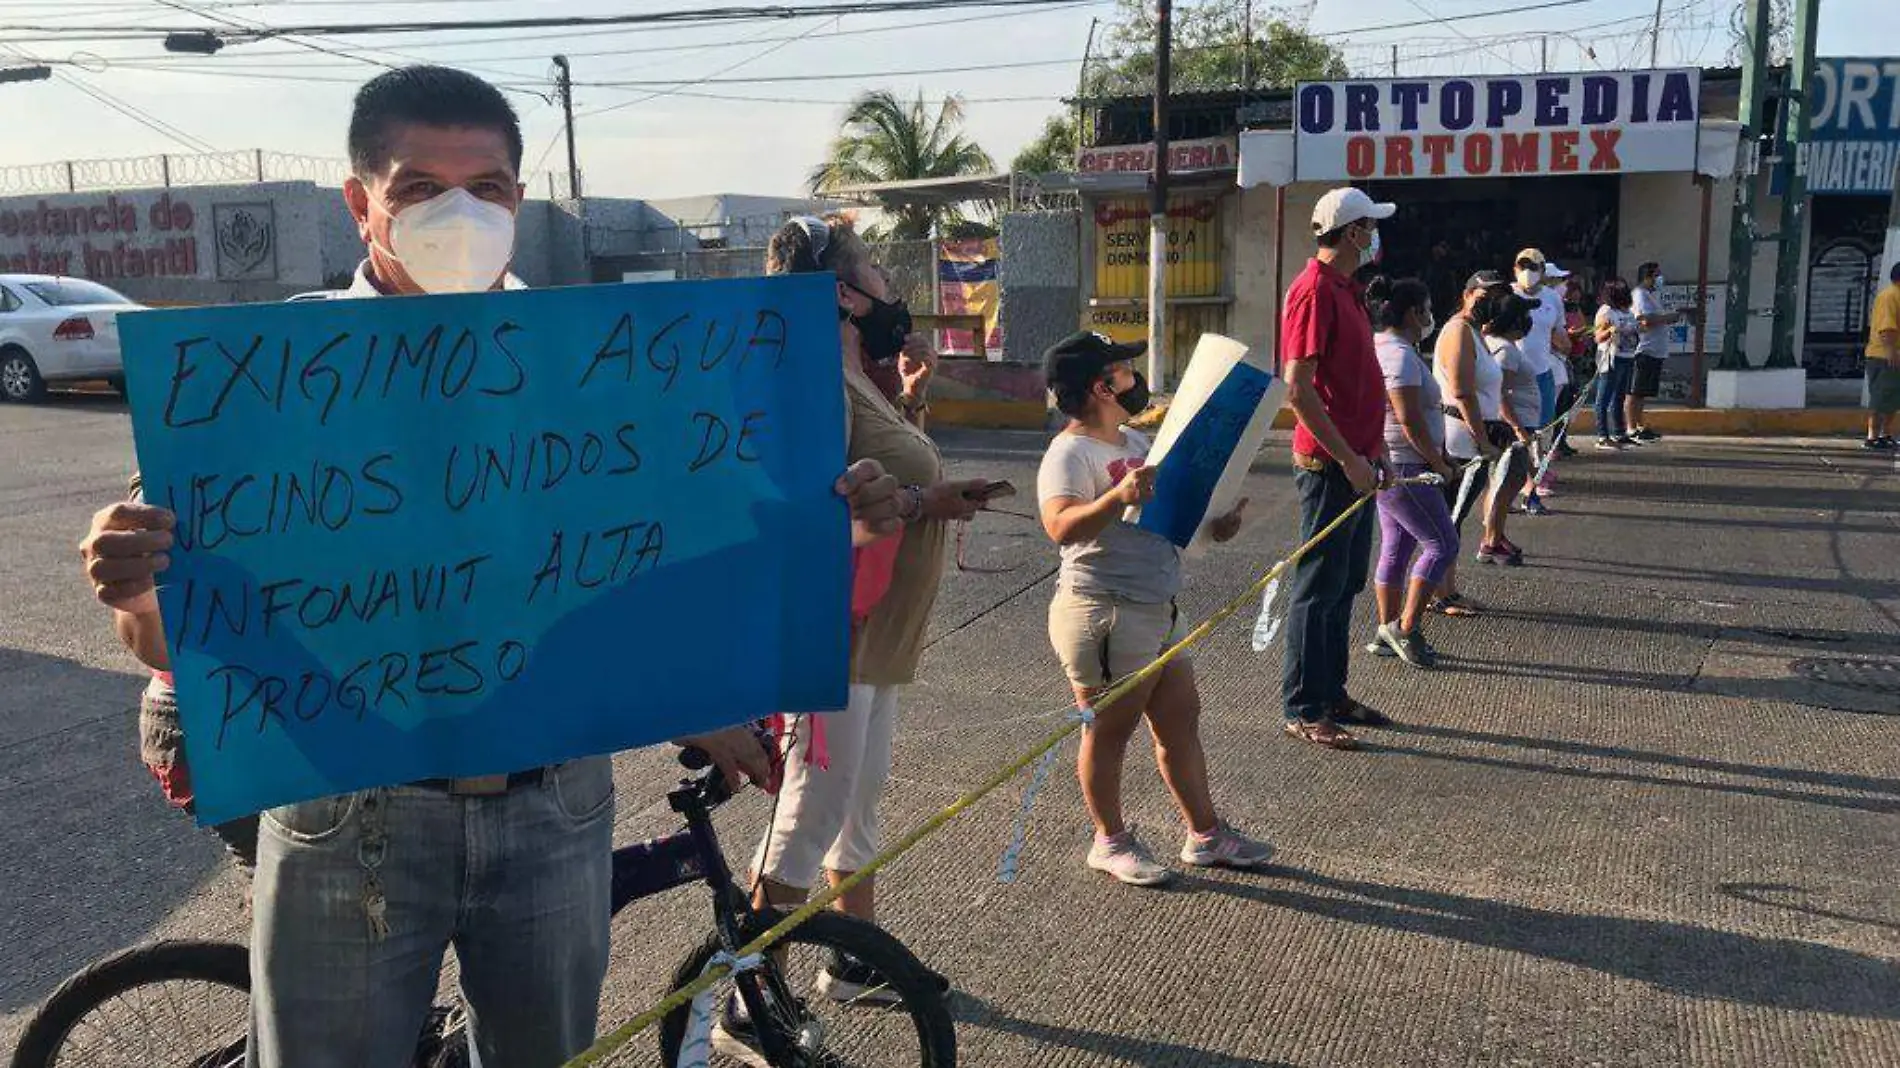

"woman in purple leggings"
[1366, 277, 1460, 669]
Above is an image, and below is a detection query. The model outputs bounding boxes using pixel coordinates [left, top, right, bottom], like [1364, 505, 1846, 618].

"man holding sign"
[77, 66, 900, 1068]
[1279, 187, 1398, 751]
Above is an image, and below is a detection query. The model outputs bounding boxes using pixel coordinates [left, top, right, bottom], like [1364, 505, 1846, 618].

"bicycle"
[10, 749, 957, 1068]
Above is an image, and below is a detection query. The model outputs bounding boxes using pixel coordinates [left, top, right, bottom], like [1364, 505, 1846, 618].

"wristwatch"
[898, 391, 929, 416]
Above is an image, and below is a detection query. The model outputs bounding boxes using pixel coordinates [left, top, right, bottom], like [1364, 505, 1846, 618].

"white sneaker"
[1180, 822, 1275, 869]
[1087, 831, 1172, 886]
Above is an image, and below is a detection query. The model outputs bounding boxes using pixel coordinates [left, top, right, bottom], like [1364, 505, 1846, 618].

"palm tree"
[810, 90, 996, 241]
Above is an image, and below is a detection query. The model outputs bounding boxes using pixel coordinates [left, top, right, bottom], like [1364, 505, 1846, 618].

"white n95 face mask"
[383, 187, 516, 294]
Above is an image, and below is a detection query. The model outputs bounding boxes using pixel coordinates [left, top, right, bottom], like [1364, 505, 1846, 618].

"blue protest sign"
[121, 275, 850, 824]
[1135, 334, 1284, 552]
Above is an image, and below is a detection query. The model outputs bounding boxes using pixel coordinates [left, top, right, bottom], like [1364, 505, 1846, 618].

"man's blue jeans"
[247, 758, 615, 1068]
[1282, 463, 1374, 724]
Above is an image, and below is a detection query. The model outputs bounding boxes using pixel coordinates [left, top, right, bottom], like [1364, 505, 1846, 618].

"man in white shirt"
[1628, 261, 1684, 442]
[1511, 249, 1571, 510]
[77, 64, 899, 1068]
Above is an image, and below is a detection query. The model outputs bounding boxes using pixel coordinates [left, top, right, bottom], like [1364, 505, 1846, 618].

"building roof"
[821, 173, 1016, 207]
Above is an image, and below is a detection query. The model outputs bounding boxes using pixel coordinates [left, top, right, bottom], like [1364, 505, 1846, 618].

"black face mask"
[1112, 372, 1151, 417]
[843, 283, 912, 363]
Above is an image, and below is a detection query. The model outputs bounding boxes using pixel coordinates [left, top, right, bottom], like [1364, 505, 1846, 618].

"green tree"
[1086, 0, 1348, 96]
[810, 89, 997, 240]
[1012, 113, 1079, 174]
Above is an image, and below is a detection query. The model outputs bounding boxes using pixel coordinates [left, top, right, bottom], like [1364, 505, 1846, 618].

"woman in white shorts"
[1037, 331, 1271, 888]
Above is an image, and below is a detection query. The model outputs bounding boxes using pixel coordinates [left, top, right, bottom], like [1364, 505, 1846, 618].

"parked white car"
[0, 274, 145, 402]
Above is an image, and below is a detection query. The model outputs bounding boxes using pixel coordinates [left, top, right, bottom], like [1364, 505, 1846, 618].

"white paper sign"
[1130, 333, 1286, 556]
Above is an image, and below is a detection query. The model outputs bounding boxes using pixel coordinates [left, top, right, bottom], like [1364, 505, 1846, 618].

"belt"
[415, 768, 546, 796]
[1291, 452, 1333, 473]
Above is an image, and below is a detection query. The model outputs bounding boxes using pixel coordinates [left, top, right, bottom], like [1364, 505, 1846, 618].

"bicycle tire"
[10, 940, 250, 1068]
[659, 910, 956, 1067]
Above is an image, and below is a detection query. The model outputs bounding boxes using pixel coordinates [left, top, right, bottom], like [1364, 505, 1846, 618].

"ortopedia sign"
[1294, 69, 1701, 181]
[1800, 58, 1900, 196]
[1078, 136, 1237, 175]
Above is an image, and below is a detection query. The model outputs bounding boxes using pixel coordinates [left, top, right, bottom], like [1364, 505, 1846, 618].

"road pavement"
[3, 392, 1897, 1066]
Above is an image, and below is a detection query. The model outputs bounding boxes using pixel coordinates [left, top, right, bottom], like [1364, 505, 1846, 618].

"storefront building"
[1071, 135, 1242, 375]
[1793, 58, 1900, 394]
[1072, 69, 1854, 405]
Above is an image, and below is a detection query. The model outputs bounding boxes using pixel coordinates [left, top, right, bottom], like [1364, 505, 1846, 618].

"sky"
[2, 0, 1898, 202]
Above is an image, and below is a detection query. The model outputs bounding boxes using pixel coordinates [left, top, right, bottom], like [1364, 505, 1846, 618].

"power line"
[578, 54, 1082, 87]
[577, 15, 841, 119]
[0, 41, 218, 153]
[0, 0, 1097, 42]
[83, 2, 1102, 69]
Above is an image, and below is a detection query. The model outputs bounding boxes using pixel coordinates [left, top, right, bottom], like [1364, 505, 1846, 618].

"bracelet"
[899, 484, 925, 524]
[898, 392, 930, 415]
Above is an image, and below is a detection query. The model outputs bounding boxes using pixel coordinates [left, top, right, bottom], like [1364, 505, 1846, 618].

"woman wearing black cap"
[1038, 332, 1267, 888]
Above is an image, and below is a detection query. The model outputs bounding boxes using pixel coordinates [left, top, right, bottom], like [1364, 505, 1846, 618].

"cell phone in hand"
[977, 480, 1017, 502]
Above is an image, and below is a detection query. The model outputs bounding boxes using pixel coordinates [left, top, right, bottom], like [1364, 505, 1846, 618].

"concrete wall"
[1617, 170, 1789, 370]
[0, 181, 341, 304]
[998, 209, 1080, 365]
[316, 191, 362, 289]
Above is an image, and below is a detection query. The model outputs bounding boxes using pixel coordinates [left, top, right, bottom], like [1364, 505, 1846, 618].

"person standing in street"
[75, 66, 886, 1068]
[1429, 270, 1510, 620]
[1593, 277, 1641, 449]
[1037, 332, 1267, 887]
[1365, 277, 1459, 668]
[1862, 260, 1900, 450]
[1280, 187, 1397, 752]
[1627, 262, 1682, 442]
[1510, 249, 1571, 510]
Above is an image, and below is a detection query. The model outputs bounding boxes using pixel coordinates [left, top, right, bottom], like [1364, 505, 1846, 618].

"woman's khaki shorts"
[1048, 588, 1184, 689]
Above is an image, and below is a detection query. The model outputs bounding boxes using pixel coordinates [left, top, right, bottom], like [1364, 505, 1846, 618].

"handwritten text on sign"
[1295, 69, 1701, 181]
[122, 275, 850, 823]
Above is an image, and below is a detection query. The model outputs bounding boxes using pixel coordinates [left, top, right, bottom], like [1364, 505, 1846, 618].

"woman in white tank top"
[1429, 271, 1511, 617]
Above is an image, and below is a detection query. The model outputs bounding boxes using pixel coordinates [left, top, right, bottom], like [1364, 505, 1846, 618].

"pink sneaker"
[1180, 822, 1275, 869]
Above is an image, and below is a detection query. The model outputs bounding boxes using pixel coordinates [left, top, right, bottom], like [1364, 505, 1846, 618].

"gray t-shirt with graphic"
[1037, 429, 1181, 604]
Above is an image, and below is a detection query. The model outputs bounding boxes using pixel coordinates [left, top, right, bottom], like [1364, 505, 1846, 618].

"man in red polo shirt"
[1280, 186, 1397, 751]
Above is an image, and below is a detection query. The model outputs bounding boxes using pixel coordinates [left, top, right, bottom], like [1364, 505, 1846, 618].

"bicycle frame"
[613, 767, 812, 1064]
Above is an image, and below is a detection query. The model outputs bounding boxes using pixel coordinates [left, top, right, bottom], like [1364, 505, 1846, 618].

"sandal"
[1428, 593, 1483, 618]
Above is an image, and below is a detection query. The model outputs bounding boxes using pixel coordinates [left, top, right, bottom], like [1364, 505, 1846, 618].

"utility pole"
[552, 55, 580, 200]
[1718, 0, 1773, 372]
[1649, 0, 1665, 67]
[1767, 0, 1818, 369]
[1147, 0, 1172, 393]
[1391, 44, 1399, 78]
[1076, 16, 1098, 157]
[1240, 0, 1252, 92]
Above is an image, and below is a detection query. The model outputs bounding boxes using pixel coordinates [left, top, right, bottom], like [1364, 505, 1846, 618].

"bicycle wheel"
[10, 940, 250, 1068]
[659, 910, 955, 1067]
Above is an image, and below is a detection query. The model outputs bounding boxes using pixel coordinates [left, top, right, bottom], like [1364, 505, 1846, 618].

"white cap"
[1544, 261, 1572, 279]
[1311, 187, 1396, 237]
